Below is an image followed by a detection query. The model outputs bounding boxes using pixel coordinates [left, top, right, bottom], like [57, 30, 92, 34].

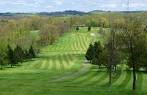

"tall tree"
[116, 16, 146, 90]
[85, 44, 95, 63]
[92, 41, 103, 66]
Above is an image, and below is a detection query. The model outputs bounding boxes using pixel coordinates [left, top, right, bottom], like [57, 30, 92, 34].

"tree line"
[86, 14, 147, 90]
[0, 16, 71, 69]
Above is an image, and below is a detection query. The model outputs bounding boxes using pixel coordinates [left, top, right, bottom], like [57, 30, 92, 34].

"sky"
[0, 0, 147, 13]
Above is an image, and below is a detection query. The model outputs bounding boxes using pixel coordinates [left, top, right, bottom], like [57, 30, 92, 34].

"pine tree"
[85, 44, 94, 63]
[24, 50, 30, 59]
[88, 26, 91, 31]
[7, 45, 16, 67]
[29, 45, 36, 58]
[92, 41, 103, 66]
[93, 41, 102, 58]
[14, 45, 24, 63]
[76, 26, 79, 32]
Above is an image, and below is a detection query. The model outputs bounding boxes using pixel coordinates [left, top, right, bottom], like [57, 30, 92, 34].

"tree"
[7, 45, 16, 67]
[29, 45, 36, 58]
[85, 44, 94, 63]
[76, 26, 79, 32]
[106, 24, 115, 86]
[106, 14, 122, 86]
[116, 16, 146, 90]
[14, 45, 24, 63]
[39, 24, 59, 45]
[0, 50, 7, 70]
[86, 42, 104, 67]
[24, 49, 30, 59]
[92, 41, 103, 66]
[93, 41, 102, 58]
[88, 26, 91, 31]
[99, 48, 108, 67]
[140, 48, 147, 71]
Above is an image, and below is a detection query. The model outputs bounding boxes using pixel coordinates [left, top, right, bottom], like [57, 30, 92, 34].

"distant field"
[0, 27, 146, 95]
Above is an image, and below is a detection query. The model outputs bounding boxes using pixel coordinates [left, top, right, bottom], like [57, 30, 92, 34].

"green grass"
[0, 27, 147, 95]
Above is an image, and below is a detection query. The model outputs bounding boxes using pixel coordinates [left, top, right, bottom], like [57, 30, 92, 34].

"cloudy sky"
[0, 0, 147, 12]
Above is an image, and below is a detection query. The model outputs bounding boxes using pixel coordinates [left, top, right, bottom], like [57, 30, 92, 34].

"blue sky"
[0, 0, 147, 12]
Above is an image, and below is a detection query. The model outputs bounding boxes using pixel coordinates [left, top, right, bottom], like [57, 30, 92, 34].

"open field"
[0, 27, 147, 95]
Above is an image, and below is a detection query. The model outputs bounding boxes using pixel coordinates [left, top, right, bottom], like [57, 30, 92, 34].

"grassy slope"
[0, 27, 146, 95]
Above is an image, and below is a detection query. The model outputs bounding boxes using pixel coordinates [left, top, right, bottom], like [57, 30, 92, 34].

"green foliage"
[14, 45, 24, 63]
[85, 44, 94, 61]
[7, 45, 17, 67]
[93, 41, 102, 58]
[29, 45, 36, 58]
[0, 49, 7, 69]
[88, 26, 91, 31]
[85, 41, 103, 66]
[76, 26, 79, 31]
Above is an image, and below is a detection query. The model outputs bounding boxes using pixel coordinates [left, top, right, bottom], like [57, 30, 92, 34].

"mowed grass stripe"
[142, 73, 147, 92]
[63, 54, 74, 68]
[83, 36, 89, 50]
[52, 64, 91, 82]
[63, 65, 93, 83]
[55, 60, 61, 71]
[89, 72, 108, 87]
[31, 60, 43, 69]
[74, 71, 99, 85]
[137, 72, 143, 91]
[125, 71, 133, 90]
[118, 71, 131, 89]
[61, 55, 70, 70]
[40, 60, 48, 69]
[58, 55, 65, 71]
[83, 71, 104, 86]
[111, 70, 122, 85]
[78, 35, 85, 51]
[112, 70, 126, 86]
[62, 55, 70, 69]
[43, 59, 50, 70]
[71, 71, 96, 83]
[26, 60, 41, 69]
[48, 59, 54, 70]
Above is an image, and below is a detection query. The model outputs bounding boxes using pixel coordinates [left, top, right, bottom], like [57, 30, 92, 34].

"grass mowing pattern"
[0, 27, 146, 95]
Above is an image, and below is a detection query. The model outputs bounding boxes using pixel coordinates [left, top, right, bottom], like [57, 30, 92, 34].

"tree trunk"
[130, 44, 136, 90]
[133, 64, 136, 90]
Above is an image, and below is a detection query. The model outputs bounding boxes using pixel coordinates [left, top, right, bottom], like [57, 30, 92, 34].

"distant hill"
[88, 10, 146, 14]
[88, 10, 106, 14]
[38, 10, 89, 16]
[0, 13, 35, 17]
[0, 11, 88, 17]
[0, 10, 146, 17]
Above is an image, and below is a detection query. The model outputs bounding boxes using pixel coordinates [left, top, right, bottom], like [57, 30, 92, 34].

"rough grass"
[0, 27, 146, 95]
